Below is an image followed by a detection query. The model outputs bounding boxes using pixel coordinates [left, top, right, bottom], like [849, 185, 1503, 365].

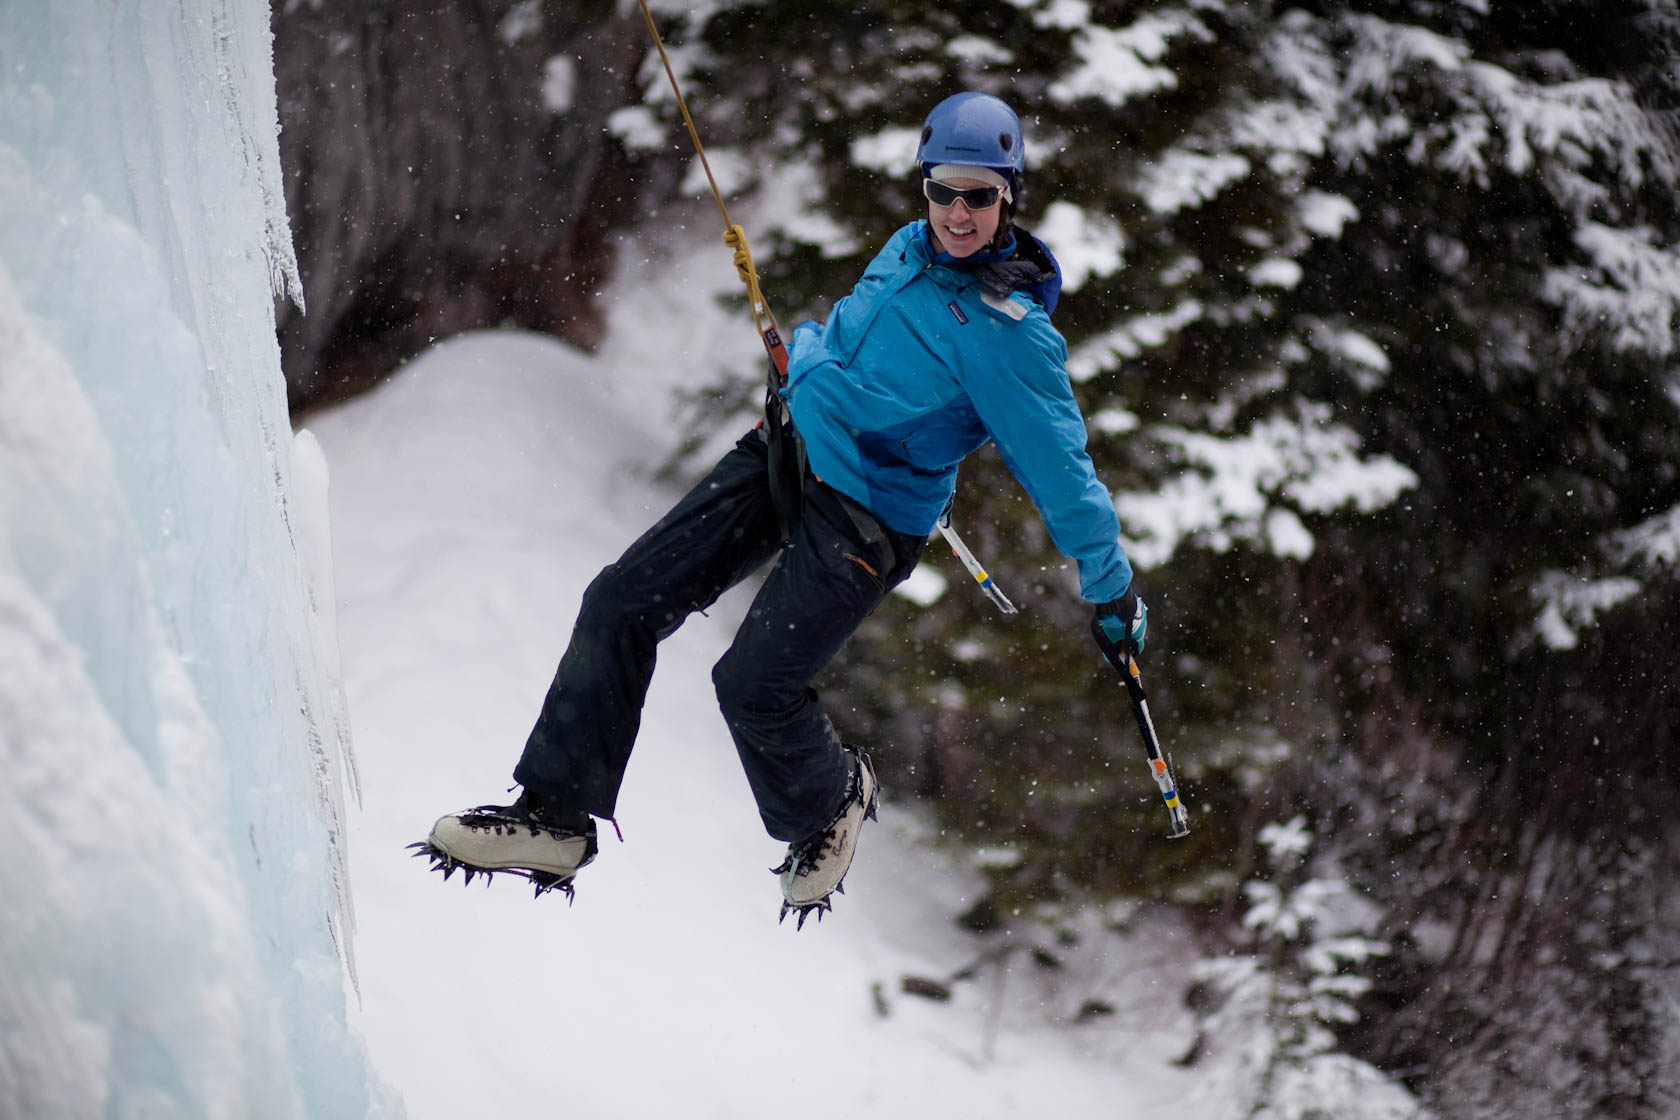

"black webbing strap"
[762, 359, 805, 543]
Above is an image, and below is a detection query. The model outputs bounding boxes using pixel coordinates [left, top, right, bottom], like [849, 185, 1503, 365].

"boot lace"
[772, 761, 860, 877]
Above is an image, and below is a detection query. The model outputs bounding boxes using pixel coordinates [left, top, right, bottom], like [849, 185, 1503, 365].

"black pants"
[513, 429, 925, 842]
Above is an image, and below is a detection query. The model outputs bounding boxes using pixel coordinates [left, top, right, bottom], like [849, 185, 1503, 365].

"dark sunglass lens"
[924, 181, 1000, 208]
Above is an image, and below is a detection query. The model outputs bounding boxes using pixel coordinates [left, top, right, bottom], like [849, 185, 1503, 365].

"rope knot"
[724, 224, 757, 286]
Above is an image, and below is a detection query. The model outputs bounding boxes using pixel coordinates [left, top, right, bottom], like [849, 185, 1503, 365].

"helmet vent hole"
[999, 133, 1013, 151]
[922, 126, 933, 145]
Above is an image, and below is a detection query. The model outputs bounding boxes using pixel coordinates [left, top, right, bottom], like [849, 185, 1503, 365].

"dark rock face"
[273, 1, 646, 413]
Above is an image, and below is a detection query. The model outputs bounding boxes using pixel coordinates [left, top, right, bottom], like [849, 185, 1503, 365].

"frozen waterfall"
[0, 1, 392, 1115]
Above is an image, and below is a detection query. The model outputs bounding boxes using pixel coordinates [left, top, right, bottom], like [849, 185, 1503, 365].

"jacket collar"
[911, 221, 1063, 316]
[915, 220, 1017, 268]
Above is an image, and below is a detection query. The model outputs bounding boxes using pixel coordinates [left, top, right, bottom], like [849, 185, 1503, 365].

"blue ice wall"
[0, 2, 392, 1115]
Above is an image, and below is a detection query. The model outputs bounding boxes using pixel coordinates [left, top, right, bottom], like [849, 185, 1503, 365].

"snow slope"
[312, 232, 1206, 1118]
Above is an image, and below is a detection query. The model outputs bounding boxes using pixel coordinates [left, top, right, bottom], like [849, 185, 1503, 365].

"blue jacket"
[784, 221, 1132, 603]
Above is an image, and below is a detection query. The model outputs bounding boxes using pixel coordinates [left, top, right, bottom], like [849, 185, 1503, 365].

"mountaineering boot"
[411, 790, 599, 900]
[773, 745, 879, 929]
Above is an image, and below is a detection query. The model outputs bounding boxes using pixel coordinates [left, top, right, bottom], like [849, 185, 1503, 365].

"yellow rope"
[634, 0, 779, 348]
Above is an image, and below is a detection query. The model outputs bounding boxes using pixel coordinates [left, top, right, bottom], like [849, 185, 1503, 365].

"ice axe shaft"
[1108, 645, 1189, 838]
[937, 520, 1017, 615]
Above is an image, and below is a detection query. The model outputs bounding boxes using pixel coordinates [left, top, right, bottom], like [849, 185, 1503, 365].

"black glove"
[1092, 586, 1148, 660]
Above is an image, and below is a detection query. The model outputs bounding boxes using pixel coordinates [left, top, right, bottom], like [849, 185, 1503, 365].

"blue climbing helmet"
[914, 92, 1026, 185]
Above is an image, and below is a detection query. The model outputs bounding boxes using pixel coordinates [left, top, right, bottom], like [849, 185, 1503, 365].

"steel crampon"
[406, 840, 578, 902]
[773, 868, 851, 930]
[778, 895, 834, 931]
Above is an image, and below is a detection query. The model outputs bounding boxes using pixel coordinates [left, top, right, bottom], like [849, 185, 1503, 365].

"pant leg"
[712, 480, 926, 842]
[514, 431, 783, 818]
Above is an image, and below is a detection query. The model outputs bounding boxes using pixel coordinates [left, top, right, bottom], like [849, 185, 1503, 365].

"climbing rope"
[634, 0, 789, 379]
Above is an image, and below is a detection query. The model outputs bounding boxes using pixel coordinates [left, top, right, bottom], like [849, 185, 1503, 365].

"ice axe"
[1094, 628, 1190, 839]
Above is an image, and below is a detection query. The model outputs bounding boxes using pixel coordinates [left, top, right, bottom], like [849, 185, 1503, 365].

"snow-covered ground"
[311, 232, 1207, 1118]
[2, 5, 1430, 1111]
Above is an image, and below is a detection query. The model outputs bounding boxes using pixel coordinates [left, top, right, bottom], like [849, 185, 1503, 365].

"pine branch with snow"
[1182, 816, 1426, 1120]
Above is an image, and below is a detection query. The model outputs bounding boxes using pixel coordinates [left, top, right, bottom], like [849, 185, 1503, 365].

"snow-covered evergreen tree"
[1267, 5, 1680, 1115]
[642, 2, 1680, 1113]
[1183, 817, 1425, 1120]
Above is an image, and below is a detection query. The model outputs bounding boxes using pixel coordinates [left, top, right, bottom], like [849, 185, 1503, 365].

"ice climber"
[415, 92, 1149, 927]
